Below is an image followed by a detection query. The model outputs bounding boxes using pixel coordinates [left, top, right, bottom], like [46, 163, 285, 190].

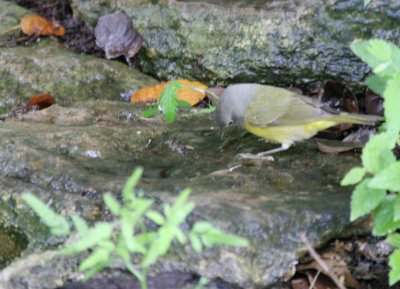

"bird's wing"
[275, 95, 331, 125]
[244, 85, 332, 126]
[244, 86, 292, 126]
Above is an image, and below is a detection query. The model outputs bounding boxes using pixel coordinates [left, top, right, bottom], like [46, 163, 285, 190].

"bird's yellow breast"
[244, 120, 337, 145]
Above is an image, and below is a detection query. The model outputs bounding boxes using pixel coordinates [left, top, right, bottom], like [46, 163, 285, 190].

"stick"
[308, 270, 321, 289]
[0, 25, 20, 37]
[300, 232, 347, 289]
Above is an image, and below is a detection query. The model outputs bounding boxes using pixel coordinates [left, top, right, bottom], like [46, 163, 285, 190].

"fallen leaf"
[20, 15, 65, 37]
[314, 138, 364, 154]
[26, 93, 56, 110]
[131, 79, 208, 106]
[320, 80, 358, 113]
[0, 93, 56, 120]
[305, 270, 340, 289]
[365, 89, 384, 116]
[290, 275, 310, 289]
[298, 244, 361, 289]
[342, 127, 376, 144]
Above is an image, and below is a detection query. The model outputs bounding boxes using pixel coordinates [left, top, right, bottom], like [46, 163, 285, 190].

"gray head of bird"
[215, 84, 255, 136]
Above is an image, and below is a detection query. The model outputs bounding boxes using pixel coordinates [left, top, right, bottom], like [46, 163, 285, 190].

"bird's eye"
[227, 120, 233, 126]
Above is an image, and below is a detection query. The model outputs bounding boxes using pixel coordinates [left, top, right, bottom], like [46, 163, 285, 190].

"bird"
[215, 83, 381, 157]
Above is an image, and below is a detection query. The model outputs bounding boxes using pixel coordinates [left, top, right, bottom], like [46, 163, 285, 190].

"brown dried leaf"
[0, 93, 56, 120]
[298, 249, 360, 289]
[314, 138, 363, 154]
[321, 80, 358, 113]
[26, 93, 56, 110]
[20, 15, 65, 37]
[365, 89, 384, 116]
[290, 275, 310, 289]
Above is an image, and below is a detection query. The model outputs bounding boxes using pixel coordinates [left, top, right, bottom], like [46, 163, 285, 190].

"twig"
[0, 25, 20, 37]
[308, 270, 321, 289]
[300, 232, 347, 289]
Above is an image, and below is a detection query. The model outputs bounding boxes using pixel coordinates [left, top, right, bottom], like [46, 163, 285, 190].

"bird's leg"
[257, 143, 291, 156]
[237, 143, 291, 160]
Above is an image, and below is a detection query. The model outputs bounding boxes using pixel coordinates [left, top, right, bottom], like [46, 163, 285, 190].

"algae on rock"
[70, 0, 400, 88]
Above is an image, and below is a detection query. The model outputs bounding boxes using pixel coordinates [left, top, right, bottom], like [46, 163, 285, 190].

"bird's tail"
[330, 113, 382, 125]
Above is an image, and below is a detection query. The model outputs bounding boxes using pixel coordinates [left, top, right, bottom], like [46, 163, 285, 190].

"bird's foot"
[236, 144, 291, 161]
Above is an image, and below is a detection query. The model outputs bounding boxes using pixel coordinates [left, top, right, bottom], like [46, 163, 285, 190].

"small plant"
[144, 79, 217, 124]
[341, 39, 400, 285]
[22, 167, 248, 289]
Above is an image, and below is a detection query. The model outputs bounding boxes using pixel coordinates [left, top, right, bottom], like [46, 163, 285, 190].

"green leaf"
[200, 227, 249, 247]
[142, 238, 163, 268]
[174, 188, 191, 208]
[120, 209, 141, 253]
[128, 199, 154, 223]
[389, 250, 400, 285]
[177, 100, 192, 107]
[192, 221, 214, 233]
[189, 233, 203, 253]
[350, 39, 400, 79]
[158, 80, 182, 124]
[82, 261, 110, 280]
[136, 232, 157, 245]
[364, 0, 371, 6]
[193, 105, 216, 114]
[383, 71, 400, 133]
[61, 222, 113, 254]
[21, 193, 70, 236]
[365, 75, 387, 95]
[143, 106, 159, 118]
[369, 162, 400, 192]
[116, 240, 131, 263]
[168, 189, 193, 221]
[79, 247, 111, 271]
[361, 132, 397, 174]
[175, 227, 186, 244]
[126, 198, 153, 212]
[145, 210, 165, 225]
[103, 193, 121, 215]
[350, 178, 386, 221]
[387, 233, 400, 248]
[156, 226, 175, 255]
[122, 167, 143, 202]
[373, 197, 400, 236]
[394, 196, 400, 222]
[163, 204, 171, 218]
[97, 240, 115, 251]
[341, 167, 366, 186]
[71, 215, 88, 235]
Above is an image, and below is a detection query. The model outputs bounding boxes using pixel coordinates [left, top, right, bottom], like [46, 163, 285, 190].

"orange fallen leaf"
[26, 93, 56, 110]
[20, 15, 65, 37]
[131, 79, 208, 106]
[0, 93, 56, 120]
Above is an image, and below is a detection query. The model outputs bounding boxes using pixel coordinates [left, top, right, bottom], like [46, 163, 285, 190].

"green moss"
[0, 41, 157, 111]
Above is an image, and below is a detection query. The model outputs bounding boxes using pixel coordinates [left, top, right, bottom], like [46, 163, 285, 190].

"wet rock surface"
[0, 100, 364, 289]
[70, 0, 400, 88]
